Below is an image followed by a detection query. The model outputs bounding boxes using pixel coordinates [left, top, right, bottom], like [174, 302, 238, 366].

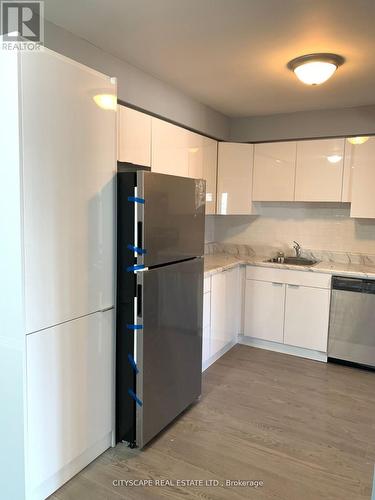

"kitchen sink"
[265, 256, 317, 266]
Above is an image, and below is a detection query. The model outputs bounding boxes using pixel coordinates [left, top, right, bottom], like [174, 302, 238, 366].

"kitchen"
[1, 1, 375, 500]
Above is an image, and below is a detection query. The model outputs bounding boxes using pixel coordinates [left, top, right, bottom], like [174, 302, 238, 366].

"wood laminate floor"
[50, 345, 375, 500]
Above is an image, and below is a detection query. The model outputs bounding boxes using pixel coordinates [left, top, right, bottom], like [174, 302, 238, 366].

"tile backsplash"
[205, 202, 375, 254]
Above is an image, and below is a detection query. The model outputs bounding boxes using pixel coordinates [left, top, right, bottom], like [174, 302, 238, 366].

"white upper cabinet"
[347, 137, 375, 218]
[187, 133, 218, 215]
[202, 139, 218, 215]
[151, 117, 218, 213]
[151, 118, 189, 176]
[342, 140, 354, 203]
[117, 105, 151, 166]
[217, 142, 255, 215]
[295, 138, 345, 201]
[253, 141, 297, 201]
[21, 50, 116, 333]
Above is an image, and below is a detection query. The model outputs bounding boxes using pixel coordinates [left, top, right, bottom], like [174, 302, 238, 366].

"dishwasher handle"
[332, 276, 365, 293]
[364, 280, 375, 294]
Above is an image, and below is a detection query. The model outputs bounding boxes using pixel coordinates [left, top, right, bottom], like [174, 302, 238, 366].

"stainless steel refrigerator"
[116, 170, 205, 448]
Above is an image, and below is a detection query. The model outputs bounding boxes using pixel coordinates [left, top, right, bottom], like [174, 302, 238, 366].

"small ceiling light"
[93, 94, 117, 110]
[327, 154, 342, 164]
[287, 53, 345, 85]
[347, 136, 369, 145]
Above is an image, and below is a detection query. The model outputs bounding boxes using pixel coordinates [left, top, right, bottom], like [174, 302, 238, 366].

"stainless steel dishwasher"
[328, 276, 375, 369]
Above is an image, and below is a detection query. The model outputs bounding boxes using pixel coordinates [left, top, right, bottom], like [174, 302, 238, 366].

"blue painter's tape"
[126, 324, 143, 330]
[128, 353, 139, 374]
[127, 244, 147, 255]
[126, 264, 145, 272]
[128, 388, 143, 407]
[127, 196, 145, 204]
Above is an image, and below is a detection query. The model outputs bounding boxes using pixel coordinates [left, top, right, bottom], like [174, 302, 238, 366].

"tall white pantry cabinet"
[0, 47, 116, 500]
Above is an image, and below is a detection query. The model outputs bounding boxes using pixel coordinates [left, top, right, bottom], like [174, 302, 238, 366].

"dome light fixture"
[347, 136, 369, 145]
[287, 53, 345, 85]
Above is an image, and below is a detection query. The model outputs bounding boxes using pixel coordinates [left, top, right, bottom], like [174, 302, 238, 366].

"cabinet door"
[117, 105, 151, 166]
[21, 50, 116, 333]
[210, 268, 239, 357]
[186, 133, 217, 214]
[284, 285, 330, 351]
[348, 137, 375, 218]
[202, 291, 211, 368]
[342, 139, 354, 202]
[253, 142, 296, 201]
[217, 143, 254, 215]
[295, 138, 345, 201]
[201, 138, 217, 215]
[244, 279, 285, 343]
[151, 118, 189, 176]
[26, 310, 114, 497]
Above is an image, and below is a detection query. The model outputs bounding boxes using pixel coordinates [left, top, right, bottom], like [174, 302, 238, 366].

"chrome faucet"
[293, 241, 301, 258]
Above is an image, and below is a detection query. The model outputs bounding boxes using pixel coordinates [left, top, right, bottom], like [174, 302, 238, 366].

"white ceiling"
[44, 0, 375, 117]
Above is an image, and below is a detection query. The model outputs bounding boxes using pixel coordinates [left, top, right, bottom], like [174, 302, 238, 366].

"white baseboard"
[202, 339, 237, 371]
[27, 431, 112, 500]
[239, 336, 327, 363]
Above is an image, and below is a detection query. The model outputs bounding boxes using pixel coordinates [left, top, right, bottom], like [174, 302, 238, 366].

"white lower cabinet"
[284, 284, 330, 351]
[210, 267, 239, 358]
[26, 310, 114, 500]
[202, 267, 240, 370]
[244, 280, 285, 343]
[202, 289, 211, 368]
[244, 266, 331, 356]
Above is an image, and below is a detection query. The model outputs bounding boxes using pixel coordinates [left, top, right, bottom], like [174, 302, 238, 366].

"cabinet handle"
[272, 282, 283, 286]
[288, 284, 300, 288]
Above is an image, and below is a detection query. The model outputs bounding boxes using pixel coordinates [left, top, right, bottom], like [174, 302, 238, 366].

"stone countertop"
[203, 253, 375, 279]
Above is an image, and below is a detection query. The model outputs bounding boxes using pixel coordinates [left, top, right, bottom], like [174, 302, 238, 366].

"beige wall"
[230, 105, 375, 143]
[44, 21, 230, 140]
[209, 203, 375, 254]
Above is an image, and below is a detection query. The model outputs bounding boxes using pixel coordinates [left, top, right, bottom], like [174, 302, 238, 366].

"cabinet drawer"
[246, 265, 331, 289]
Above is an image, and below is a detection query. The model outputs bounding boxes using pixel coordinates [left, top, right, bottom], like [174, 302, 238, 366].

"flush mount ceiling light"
[347, 136, 369, 145]
[287, 53, 345, 85]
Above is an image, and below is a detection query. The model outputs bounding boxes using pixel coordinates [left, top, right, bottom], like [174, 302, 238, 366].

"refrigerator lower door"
[138, 172, 205, 267]
[135, 258, 203, 447]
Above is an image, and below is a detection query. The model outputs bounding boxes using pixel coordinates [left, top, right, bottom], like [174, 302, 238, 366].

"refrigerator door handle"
[137, 221, 143, 251]
[137, 284, 142, 317]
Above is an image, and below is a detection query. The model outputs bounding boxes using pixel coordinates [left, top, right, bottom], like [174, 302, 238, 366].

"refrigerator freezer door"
[138, 172, 205, 267]
[136, 258, 203, 448]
